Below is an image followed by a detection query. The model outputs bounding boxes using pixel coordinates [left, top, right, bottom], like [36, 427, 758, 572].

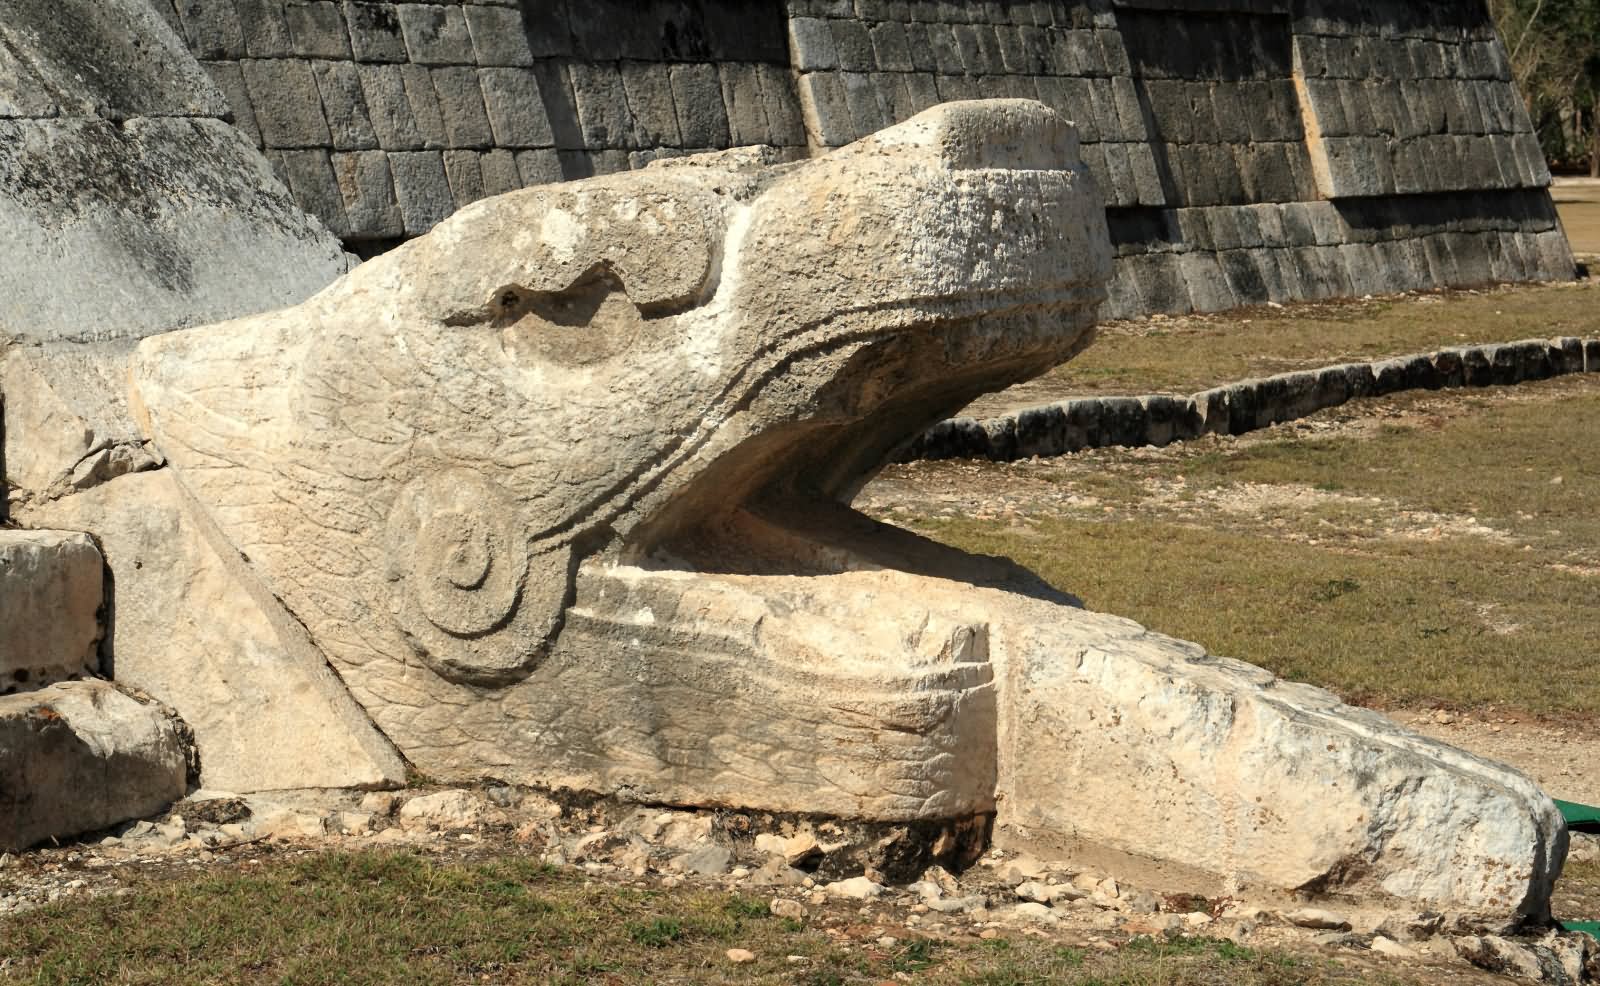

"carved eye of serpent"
[384, 470, 570, 686]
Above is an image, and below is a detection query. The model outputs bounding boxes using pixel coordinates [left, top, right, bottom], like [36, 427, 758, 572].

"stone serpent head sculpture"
[131, 101, 1565, 924]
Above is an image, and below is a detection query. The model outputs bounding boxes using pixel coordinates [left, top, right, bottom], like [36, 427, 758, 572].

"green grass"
[0, 850, 1414, 986]
[973, 281, 1600, 413]
[916, 379, 1600, 715]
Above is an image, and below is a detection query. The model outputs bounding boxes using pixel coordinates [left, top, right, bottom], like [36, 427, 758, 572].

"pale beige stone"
[16, 472, 404, 793]
[0, 680, 187, 850]
[0, 530, 102, 692]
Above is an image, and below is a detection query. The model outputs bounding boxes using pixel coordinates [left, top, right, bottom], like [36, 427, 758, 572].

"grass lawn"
[972, 280, 1600, 415]
[0, 849, 1409, 986]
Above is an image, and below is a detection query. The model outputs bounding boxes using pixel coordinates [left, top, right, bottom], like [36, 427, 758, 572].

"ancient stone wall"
[152, 0, 808, 245]
[163, 0, 1575, 312]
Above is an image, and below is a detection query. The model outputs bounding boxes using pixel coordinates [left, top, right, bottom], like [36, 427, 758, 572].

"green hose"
[1558, 800, 1600, 938]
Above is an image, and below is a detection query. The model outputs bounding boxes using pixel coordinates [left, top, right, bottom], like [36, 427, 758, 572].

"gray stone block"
[621, 61, 681, 148]
[830, 17, 876, 72]
[1111, 76, 1145, 140]
[422, 67, 504, 150]
[175, 0, 246, 59]
[346, 2, 408, 62]
[515, 147, 562, 185]
[569, 63, 636, 148]
[925, 22, 965, 75]
[479, 147, 520, 197]
[464, 4, 534, 66]
[312, 60, 377, 151]
[797, 72, 852, 148]
[840, 70, 887, 139]
[443, 148, 484, 206]
[671, 63, 730, 149]
[401, 63, 447, 148]
[1128, 143, 1165, 207]
[755, 63, 805, 146]
[789, 17, 839, 71]
[286, 2, 352, 59]
[1097, 28, 1131, 76]
[204, 60, 261, 147]
[388, 149, 454, 234]
[870, 19, 915, 73]
[357, 63, 422, 149]
[1178, 251, 1236, 313]
[397, 4, 475, 65]
[331, 149, 402, 238]
[1124, 253, 1192, 314]
[242, 59, 331, 149]
[479, 67, 553, 148]
[1586, 339, 1600, 372]
[235, 0, 295, 57]
[280, 148, 349, 237]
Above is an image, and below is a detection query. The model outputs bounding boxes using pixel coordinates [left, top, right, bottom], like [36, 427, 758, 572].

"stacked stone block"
[789, 0, 1166, 207]
[1293, 7, 1547, 197]
[156, 0, 809, 243]
[160, 0, 1574, 313]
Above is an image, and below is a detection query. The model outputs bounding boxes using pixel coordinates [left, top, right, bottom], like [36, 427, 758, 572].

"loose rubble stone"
[1287, 909, 1354, 932]
[0, 681, 188, 851]
[825, 876, 885, 901]
[770, 898, 806, 919]
[398, 791, 486, 830]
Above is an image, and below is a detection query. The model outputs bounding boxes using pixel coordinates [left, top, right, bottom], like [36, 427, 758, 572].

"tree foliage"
[1488, 0, 1600, 171]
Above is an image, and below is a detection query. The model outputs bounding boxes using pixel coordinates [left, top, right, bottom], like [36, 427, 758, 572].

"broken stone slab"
[15, 472, 405, 793]
[0, 680, 188, 851]
[0, 341, 163, 506]
[998, 586, 1565, 924]
[0, 530, 103, 693]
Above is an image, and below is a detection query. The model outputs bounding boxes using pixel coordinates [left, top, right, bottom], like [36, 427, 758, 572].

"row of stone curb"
[899, 336, 1600, 463]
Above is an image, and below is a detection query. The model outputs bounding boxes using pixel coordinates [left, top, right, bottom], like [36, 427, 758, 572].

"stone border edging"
[899, 337, 1600, 463]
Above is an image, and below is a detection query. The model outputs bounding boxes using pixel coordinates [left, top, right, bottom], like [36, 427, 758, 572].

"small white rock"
[825, 876, 884, 900]
[725, 948, 756, 964]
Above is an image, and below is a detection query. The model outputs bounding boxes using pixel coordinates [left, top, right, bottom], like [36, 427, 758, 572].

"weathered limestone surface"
[135, 101, 1108, 816]
[0, 343, 163, 507]
[0, 680, 188, 851]
[131, 100, 1566, 922]
[0, 531, 103, 694]
[0, 0, 352, 520]
[163, 0, 1574, 312]
[16, 473, 406, 793]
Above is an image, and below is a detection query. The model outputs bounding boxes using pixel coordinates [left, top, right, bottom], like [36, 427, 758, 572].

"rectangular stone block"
[570, 62, 638, 148]
[235, 0, 295, 57]
[479, 67, 553, 148]
[0, 531, 102, 691]
[464, 4, 534, 66]
[923, 22, 965, 75]
[280, 148, 349, 237]
[401, 63, 448, 147]
[479, 147, 520, 197]
[397, 4, 475, 65]
[430, 66, 493, 147]
[203, 60, 262, 147]
[829, 17, 875, 72]
[346, 2, 408, 62]
[286, 2, 352, 59]
[621, 61, 681, 148]
[515, 147, 563, 185]
[797, 72, 851, 148]
[241, 58, 331, 148]
[755, 63, 805, 147]
[719, 63, 768, 147]
[869, 20, 915, 73]
[357, 63, 423, 149]
[443, 148, 484, 206]
[332, 150, 402, 238]
[789, 17, 839, 71]
[312, 60, 377, 151]
[176, 0, 245, 59]
[388, 150, 454, 234]
[671, 63, 730, 148]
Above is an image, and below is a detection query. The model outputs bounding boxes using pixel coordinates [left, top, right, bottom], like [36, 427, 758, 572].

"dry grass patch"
[0, 849, 1421, 986]
[972, 279, 1600, 414]
[906, 379, 1600, 715]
